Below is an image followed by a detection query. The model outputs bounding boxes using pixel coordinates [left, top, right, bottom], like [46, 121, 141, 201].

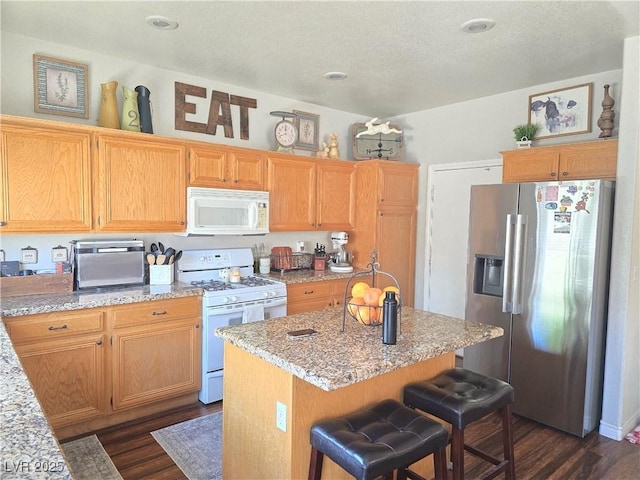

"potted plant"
[513, 123, 538, 148]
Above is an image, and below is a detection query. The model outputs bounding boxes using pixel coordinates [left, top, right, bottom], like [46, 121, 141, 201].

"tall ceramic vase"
[135, 85, 153, 134]
[98, 81, 120, 129]
[121, 86, 141, 132]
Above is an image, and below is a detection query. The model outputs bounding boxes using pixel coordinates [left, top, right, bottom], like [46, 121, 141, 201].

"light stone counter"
[216, 306, 503, 391]
[257, 267, 368, 285]
[0, 283, 202, 479]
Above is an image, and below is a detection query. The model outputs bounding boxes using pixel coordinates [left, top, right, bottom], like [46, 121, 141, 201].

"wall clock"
[351, 121, 404, 161]
[270, 111, 298, 153]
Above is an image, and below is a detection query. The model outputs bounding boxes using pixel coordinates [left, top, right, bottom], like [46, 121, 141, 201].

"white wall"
[600, 35, 640, 441]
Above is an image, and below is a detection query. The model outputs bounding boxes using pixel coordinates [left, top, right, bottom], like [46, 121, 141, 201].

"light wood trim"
[223, 342, 454, 480]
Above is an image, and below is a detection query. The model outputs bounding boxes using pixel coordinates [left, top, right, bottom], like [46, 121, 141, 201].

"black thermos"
[135, 85, 153, 134]
[382, 291, 398, 345]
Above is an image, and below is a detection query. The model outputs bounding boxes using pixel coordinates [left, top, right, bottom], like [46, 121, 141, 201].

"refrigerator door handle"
[511, 214, 527, 314]
[502, 214, 515, 313]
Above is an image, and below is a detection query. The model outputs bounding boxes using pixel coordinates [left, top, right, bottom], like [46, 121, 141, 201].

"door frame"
[423, 159, 502, 313]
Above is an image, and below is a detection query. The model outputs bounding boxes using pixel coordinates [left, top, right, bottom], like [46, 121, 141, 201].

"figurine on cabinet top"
[328, 132, 340, 159]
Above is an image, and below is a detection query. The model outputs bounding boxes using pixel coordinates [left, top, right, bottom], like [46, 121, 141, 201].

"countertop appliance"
[175, 248, 287, 404]
[183, 187, 269, 236]
[71, 239, 145, 290]
[463, 180, 613, 437]
[329, 231, 354, 273]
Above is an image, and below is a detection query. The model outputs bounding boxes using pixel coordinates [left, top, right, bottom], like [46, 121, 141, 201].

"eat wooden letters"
[175, 81, 257, 140]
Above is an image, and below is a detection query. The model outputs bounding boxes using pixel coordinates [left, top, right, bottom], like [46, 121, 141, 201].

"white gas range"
[175, 248, 287, 404]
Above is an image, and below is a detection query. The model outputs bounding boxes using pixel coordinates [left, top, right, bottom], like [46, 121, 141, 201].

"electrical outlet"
[276, 401, 287, 432]
[20, 246, 38, 264]
[0, 250, 4, 262]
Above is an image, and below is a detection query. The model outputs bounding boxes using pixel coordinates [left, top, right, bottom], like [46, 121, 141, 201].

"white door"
[424, 161, 503, 321]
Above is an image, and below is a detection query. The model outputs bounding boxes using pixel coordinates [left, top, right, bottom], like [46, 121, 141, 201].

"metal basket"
[271, 252, 314, 273]
[341, 250, 402, 331]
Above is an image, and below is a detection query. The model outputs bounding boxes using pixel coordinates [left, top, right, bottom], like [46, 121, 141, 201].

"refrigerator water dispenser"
[473, 255, 504, 297]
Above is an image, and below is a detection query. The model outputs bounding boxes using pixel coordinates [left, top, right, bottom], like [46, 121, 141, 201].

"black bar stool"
[404, 368, 516, 480]
[309, 399, 449, 480]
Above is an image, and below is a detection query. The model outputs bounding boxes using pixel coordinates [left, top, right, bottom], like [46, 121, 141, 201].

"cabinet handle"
[304, 290, 314, 294]
[311, 223, 315, 227]
[233, 179, 239, 183]
[222, 178, 227, 183]
[562, 171, 568, 176]
[48, 324, 68, 331]
[0, 221, 6, 226]
[195, 324, 201, 328]
[152, 311, 168, 316]
[381, 198, 385, 202]
[551, 172, 557, 177]
[180, 221, 185, 225]
[96, 340, 103, 345]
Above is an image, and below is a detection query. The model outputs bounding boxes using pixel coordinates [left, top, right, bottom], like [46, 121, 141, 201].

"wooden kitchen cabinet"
[0, 116, 93, 232]
[267, 154, 355, 231]
[93, 133, 187, 232]
[501, 139, 618, 183]
[286, 278, 348, 315]
[4, 296, 202, 439]
[4, 308, 107, 428]
[350, 161, 419, 306]
[187, 142, 266, 190]
[109, 297, 202, 411]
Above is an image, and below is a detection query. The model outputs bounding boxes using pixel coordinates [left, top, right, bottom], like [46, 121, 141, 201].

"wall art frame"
[528, 83, 592, 139]
[33, 54, 89, 119]
[293, 110, 319, 151]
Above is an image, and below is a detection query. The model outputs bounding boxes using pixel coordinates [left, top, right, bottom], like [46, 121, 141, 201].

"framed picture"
[293, 110, 319, 151]
[528, 83, 592, 139]
[33, 54, 89, 119]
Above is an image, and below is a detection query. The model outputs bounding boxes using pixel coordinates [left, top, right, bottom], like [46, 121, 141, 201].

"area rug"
[60, 434, 123, 480]
[151, 412, 222, 480]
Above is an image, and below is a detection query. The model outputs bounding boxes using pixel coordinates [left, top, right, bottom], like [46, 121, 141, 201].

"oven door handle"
[206, 297, 287, 315]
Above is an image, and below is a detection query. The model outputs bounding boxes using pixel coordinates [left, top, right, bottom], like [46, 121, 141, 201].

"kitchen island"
[216, 306, 503, 480]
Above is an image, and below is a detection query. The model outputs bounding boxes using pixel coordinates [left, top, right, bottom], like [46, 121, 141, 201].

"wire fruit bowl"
[346, 300, 383, 326]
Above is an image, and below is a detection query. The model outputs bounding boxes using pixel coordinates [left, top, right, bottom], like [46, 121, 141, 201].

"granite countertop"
[0, 282, 202, 479]
[258, 267, 368, 285]
[0, 282, 203, 317]
[216, 307, 503, 391]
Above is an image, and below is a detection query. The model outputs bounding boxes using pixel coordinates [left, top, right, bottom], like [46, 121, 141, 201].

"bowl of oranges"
[346, 281, 400, 326]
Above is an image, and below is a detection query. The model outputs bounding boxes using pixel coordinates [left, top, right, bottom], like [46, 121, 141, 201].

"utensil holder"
[150, 265, 173, 285]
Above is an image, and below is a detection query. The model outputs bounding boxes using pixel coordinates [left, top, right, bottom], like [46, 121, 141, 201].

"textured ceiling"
[1, 1, 639, 118]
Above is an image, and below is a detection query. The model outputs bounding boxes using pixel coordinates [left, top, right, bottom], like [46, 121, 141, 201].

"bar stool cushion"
[404, 367, 514, 430]
[310, 399, 448, 480]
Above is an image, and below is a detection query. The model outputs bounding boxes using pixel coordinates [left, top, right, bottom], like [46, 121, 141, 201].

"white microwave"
[184, 187, 269, 235]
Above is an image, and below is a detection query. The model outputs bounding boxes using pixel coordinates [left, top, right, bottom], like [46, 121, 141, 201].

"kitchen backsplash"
[0, 231, 335, 273]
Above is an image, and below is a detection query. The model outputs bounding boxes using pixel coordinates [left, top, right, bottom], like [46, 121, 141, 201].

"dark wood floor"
[89, 399, 639, 480]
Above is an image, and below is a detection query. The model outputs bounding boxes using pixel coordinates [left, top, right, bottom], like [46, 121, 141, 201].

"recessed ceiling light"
[324, 71, 348, 81]
[461, 18, 495, 34]
[145, 15, 179, 30]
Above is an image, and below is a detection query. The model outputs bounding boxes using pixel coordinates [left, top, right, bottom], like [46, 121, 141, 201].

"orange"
[383, 286, 400, 295]
[356, 305, 378, 325]
[363, 287, 383, 306]
[351, 281, 370, 299]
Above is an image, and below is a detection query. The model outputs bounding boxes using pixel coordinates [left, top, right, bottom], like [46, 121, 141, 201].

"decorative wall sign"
[174, 81, 257, 140]
[528, 83, 592, 139]
[33, 54, 89, 118]
[293, 110, 319, 151]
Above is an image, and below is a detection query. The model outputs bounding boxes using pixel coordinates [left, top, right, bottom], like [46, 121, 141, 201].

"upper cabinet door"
[0, 120, 92, 232]
[187, 143, 266, 190]
[266, 154, 316, 231]
[94, 134, 186, 232]
[316, 160, 355, 231]
[377, 162, 419, 206]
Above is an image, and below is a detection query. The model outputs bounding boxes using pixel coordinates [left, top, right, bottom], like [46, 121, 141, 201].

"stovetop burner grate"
[190, 276, 279, 291]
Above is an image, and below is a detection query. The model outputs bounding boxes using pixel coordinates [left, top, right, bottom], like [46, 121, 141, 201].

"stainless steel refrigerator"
[463, 180, 614, 437]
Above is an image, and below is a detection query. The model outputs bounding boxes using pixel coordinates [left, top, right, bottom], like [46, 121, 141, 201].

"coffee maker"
[329, 231, 354, 273]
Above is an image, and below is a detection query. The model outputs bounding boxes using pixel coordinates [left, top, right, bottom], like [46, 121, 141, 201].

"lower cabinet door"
[16, 335, 107, 427]
[111, 319, 201, 410]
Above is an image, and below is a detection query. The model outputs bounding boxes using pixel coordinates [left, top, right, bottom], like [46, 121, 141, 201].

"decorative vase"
[597, 84, 615, 138]
[98, 81, 120, 129]
[121, 86, 141, 132]
[135, 85, 153, 134]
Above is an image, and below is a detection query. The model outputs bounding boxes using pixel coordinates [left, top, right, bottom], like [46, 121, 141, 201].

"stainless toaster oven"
[71, 240, 145, 290]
